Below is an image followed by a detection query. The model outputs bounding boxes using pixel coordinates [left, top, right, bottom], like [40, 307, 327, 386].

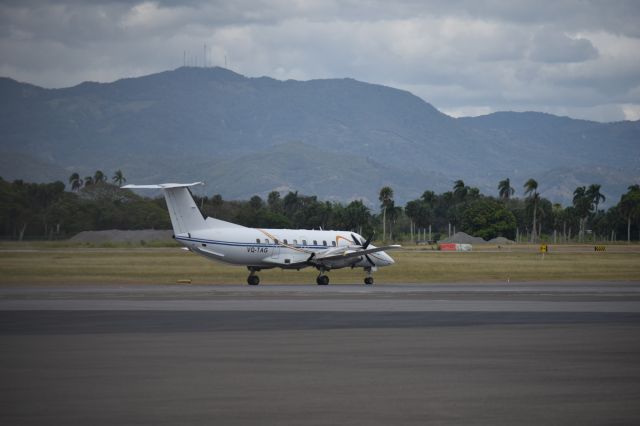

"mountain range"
[1, 66, 638, 207]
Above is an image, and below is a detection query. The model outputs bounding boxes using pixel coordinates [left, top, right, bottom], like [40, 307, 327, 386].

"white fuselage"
[176, 227, 394, 270]
[121, 182, 398, 284]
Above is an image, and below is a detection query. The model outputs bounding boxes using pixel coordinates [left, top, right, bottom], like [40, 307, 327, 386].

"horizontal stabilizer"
[122, 182, 203, 189]
[123, 182, 205, 234]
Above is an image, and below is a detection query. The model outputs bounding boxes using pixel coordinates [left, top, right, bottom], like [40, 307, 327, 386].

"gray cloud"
[1, 0, 639, 122]
[529, 31, 598, 63]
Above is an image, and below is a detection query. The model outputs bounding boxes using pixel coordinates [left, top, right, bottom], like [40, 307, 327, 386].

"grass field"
[1, 243, 639, 285]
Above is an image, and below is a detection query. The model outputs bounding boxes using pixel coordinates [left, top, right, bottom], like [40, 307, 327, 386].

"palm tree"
[453, 180, 467, 199]
[84, 176, 94, 187]
[620, 185, 640, 243]
[524, 178, 539, 242]
[93, 170, 106, 184]
[112, 169, 126, 187]
[573, 186, 592, 242]
[379, 186, 394, 242]
[68, 172, 82, 192]
[387, 202, 402, 241]
[498, 178, 515, 201]
[586, 184, 605, 213]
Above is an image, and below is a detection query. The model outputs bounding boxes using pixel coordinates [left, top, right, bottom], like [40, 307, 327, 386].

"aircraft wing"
[313, 245, 401, 262]
[261, 245, 401, 268]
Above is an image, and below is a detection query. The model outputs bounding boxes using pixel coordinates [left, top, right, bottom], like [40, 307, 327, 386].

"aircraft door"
[271, 243, 280, 259]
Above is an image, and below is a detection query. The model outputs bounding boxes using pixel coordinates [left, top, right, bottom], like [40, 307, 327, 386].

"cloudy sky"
[2, 0, 639, 122]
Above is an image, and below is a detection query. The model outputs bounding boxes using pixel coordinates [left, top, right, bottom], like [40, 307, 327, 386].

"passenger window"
[331, 241, 336, 247]
[256, 238, 260, 243]
[302, 240, 307, 245]
[283, 239, 288, 244]
[313, 240, 317, 245]
[293, 239, 298, 245]
[323, 240, 327, 246]
[264, 239, 270, 244]
[274, 239, 279, 244]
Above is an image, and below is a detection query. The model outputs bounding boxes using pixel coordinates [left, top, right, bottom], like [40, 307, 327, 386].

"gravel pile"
[70, 229, 173, 243]
[440, 232, 487, 244]
[488, 236, 515, 244]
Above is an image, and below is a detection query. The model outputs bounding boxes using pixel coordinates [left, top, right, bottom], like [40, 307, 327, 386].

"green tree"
[267, 191, 282, 213]
[84, 176, 94, 187]
[462, 198, 516, 240]
[112, 170, 126, 187]
[405, 200, 420, 241]
[498, 178, 515, 201]
[523, 178, 539, 242]
[378, 186, 394, 242]
[68, 173, 83, 192]
[341, 200, 370, 234]
[93, 170, 106, 184]
[249, 195, 264, 211]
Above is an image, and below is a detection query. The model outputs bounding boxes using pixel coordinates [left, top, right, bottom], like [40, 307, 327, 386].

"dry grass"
[1, 245, 639, 285]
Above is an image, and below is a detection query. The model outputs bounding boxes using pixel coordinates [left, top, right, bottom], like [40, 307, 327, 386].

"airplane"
[122, 182, 400, 285]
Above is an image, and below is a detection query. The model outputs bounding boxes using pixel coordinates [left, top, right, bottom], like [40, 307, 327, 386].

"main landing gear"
[316, 274, 329, 285]
[247, 267, 260, 285]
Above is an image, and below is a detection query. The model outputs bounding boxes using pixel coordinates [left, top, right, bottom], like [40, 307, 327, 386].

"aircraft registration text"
[247, 247, 269, 254]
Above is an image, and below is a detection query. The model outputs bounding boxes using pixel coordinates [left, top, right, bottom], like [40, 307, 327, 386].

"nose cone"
[379, 251, 395, 266]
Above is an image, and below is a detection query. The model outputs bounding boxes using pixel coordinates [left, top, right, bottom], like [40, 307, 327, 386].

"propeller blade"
[365, 254, 375, 266]
[307, 252, 315, 263]
[351, 233, 362, 246]
[362, 233, 374, 249]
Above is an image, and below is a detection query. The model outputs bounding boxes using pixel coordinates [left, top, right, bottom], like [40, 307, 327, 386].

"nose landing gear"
[364, 267, 374, 285]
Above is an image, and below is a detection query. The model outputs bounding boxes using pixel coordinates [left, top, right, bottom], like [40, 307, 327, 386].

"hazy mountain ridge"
[0, 67, 638, 206]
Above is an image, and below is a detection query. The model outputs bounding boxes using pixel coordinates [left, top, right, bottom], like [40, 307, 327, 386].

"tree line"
[1, 172, 639, 243]
[0, 171, 167, 240]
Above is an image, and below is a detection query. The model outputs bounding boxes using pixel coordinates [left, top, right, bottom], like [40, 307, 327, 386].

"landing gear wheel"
[364, 277, 374, 285]
[247, 275, 260, 285]
[316, 275, 329, 285]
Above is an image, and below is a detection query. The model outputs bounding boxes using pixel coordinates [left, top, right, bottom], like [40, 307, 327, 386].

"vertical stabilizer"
[122, 182, 206, 234]
[163, 187, 206, 234]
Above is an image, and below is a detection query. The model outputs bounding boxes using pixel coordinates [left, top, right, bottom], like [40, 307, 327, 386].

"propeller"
[351, 233, 376, 266]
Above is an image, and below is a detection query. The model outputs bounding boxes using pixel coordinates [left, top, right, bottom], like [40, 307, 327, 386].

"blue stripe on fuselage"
[176, 236, 327, 249]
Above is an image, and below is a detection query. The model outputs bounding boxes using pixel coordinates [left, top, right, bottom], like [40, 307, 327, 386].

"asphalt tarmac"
[1, 282, 640, 425]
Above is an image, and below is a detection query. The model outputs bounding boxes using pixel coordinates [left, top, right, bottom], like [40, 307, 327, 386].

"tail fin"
[122, 182, 205, 234]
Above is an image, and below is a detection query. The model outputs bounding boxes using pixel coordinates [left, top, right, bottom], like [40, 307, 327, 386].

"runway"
[2, 282, 640, 425]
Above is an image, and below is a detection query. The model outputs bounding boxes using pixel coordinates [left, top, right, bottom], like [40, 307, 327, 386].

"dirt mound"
[440, 232, 487, 244]
[70, 229, 173, 243]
